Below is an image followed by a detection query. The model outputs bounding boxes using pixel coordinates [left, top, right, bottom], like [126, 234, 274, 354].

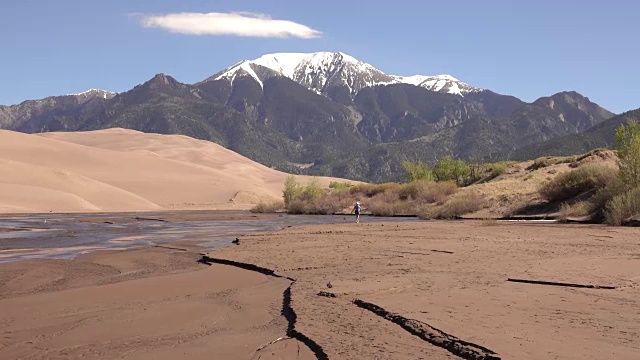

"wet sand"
[0, 247, 315, 360]
[1, 218, 639, 359]
[0, 210, 415, 263]
[210, 220, 640, 360]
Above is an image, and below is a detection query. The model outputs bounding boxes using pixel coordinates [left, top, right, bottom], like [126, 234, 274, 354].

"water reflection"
[0, 212, 417, 263]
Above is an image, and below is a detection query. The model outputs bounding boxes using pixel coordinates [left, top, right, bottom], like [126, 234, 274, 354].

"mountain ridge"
[206, 51, 482, 97]
[0, 51, 619, 182]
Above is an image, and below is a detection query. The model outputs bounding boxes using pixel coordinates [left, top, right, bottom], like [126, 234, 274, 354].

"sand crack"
[198, 255, 328, 359]
[352, 299, 501, 360]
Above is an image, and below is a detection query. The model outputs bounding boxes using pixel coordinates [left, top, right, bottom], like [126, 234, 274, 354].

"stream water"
[0, 211, 418, 263]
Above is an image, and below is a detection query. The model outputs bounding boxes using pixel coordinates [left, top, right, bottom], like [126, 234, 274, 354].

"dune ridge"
[0, 128, 351, 213]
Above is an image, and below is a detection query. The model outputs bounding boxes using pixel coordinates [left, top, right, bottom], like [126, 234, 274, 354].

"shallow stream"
[0, 211, 418, 263]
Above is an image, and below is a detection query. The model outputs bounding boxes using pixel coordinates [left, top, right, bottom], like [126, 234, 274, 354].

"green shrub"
[401, 160, 434, 182]
[488, 162, 508, 177]
[298, 177, 324, 201]
[605, 187, 640, 226]
[283, 175, 302, 207]
[539, 164, 615, 202]
[421, 191, 486, 219]
[433, 157, 471, 185]
[615, 121, 640, 188]
[329, 181, 353, 189]
[250, 200, 284, 213]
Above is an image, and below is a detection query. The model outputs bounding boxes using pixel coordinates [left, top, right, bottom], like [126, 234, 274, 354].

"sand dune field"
[0, 129, 352, 213]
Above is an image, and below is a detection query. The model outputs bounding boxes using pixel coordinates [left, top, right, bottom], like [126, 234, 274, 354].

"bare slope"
[0, 128, 350, 213]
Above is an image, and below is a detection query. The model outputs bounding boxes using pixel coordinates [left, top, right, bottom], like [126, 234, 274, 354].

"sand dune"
[0, 129, 354, 213]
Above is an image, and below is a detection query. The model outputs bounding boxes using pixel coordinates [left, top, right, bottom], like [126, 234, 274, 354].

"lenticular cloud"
[140, 12, 322, 39]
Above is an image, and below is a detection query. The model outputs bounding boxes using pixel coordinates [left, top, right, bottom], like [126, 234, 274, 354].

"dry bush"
[589, 177, 626, 212]
[605, 187, 640, 226]
[557, 201, 592, 222]
[329, 188, 353, 203]
[286, 199, 307, 214]
[250, 200, 284, 213]
[366, 191, 409, 216]
[539, 164, 615, 202]
[287, 193, 352, 215]
[349, 182, 400, 198]
[368, 199, 414, 216]
[421, 191, 487, 219]
[498, 194, 531, 217]
[398, 180, 457, 203]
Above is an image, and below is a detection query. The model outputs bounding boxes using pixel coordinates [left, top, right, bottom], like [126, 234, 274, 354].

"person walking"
[351, 201, 361, 223]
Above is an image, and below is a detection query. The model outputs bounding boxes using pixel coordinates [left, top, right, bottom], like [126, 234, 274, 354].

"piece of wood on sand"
[507, 278, 616, 289]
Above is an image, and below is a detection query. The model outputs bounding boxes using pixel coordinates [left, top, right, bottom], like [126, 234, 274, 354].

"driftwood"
[317, 291, 337, 298]
[431, 249, 454, 254]
[133, 216, 167, 222]
[507, 278, 616, 289]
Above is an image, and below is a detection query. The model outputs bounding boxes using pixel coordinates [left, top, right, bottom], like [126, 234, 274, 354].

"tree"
[615, 121, 640, 188]
[401, 160, 433, 182]
[433, 157, 471, 185]
[283, 175, 301, 207]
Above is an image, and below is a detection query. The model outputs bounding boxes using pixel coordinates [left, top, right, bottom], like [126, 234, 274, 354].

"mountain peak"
[65, 89, 117, 100]
[208, 51, 481, 96]
[143, 73, 184, 88]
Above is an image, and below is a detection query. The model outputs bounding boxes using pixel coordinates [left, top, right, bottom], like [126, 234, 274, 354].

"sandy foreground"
[0, 128, 353, 214]
[1, 219, 639, 359]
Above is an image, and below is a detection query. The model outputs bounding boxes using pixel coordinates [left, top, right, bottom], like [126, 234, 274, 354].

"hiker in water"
[351, 201, 361, 223]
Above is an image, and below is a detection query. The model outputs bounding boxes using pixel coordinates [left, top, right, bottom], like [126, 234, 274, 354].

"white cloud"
[140, 12, 322, 39]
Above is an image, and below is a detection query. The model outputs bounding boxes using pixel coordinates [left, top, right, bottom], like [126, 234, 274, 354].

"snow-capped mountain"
[65, 89, 117, 103]
[208, 51, 481, 96]
[396, 74, 480, 96]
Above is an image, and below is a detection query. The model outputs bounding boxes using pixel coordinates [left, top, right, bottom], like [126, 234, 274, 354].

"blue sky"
[1, 0, 637, 113]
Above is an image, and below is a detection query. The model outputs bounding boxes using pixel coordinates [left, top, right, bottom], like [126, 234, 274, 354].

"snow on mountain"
[65, 89, 117, 100]
[213, 52, 394, 95]
[396, 74, 479, 96]
[211, 52, 482, 96]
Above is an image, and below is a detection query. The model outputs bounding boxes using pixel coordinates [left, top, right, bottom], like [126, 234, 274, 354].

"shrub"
[558, 201, 591, 222]
[368, 201, 414, 216]
[283, 175, 302, 207]
[329, 181, 353, 189]
[488, 162, 509, 177]
[433, 157, 471, 185]
[605, 187, 640, 226]
[421, 191, 486, 219]
[286, 192, 352, 215]
[398, 180, 456, 203]
[539, 164, 615, 202]
[588, 176, 626, 212]
[615, 121, 640, 188]
[367, 191, 413, 216]
[401, 160, 434, 182]
[349, 182, 400, 198]
[250, 200, 284, 213]
[298, 177, 324, 201]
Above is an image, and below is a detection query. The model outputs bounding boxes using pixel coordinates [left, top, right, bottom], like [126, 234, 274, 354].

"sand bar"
[1, 218, 639, 359]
